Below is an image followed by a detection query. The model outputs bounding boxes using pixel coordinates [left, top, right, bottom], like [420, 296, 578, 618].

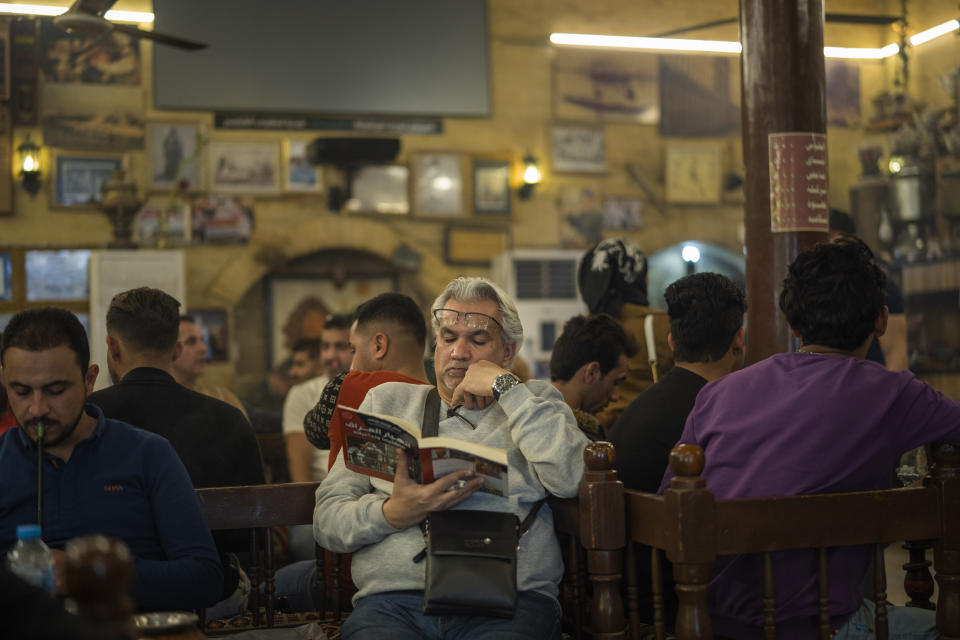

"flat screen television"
[153, 0, 490, 117]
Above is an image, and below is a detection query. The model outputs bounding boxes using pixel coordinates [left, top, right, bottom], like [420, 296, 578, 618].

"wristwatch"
[492, 373, 521, 401]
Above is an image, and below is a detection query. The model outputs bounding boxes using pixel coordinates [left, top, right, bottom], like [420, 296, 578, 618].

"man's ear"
[582, 361, 602, 382]
[373, 332, 389, 360]
[733, 326, 745, 349]
[875, 305, 889, 338]
[85, 364, 99, 394]
[105, 335, 122, 363]
[501, 341, 518, 369]
[172, 341, 183, 362]
[667, 332, 675, 354]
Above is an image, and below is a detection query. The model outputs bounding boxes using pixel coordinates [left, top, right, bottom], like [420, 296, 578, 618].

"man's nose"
[28, 392, 48, 417]
[450, 337, 471, 359]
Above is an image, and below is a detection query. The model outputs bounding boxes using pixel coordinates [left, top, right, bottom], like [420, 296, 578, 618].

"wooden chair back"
[572, 441, 960, 640]
[195, 482, 348, 632]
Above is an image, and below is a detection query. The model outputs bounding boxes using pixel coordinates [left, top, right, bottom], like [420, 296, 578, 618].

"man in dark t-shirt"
[609, 272, 746, 627]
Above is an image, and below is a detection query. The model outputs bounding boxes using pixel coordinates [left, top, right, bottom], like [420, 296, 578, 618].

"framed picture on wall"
[284, 139, 322, 192]
[413, 152, 464, 217]
[50, 150, 123, 209]
[146, 120, 204, 192]
[552, 125, 605, 173]
[207, 140, 280, 193]
[472, 158, 511, 216]
[346, 164, 409, 214]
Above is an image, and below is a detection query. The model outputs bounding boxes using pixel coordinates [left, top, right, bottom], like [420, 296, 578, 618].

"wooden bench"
[194, 481, 350, 634]
[567, 441, 960, 640]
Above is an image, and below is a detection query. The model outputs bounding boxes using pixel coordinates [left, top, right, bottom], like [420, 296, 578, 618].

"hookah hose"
[36, 422, 44, 530]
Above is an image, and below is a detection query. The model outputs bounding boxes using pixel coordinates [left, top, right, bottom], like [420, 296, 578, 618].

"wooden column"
[739, 0, 829, 361]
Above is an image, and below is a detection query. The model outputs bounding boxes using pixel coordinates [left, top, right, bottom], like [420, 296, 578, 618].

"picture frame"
[146, 120, 204, 192]
[134, 197, 192, 247]
[284, 139, 322, 192]
[50, 150, 123, 209]
[412, 152, 465, 217]
[0, 19, 11, 101]
[444, 225, 509, 266]
[471, 158, 511, 216]
[346, 164, 409, 215]
[189, 308, 229, 362]
[207, 140, 280, 194]
[552, 125, 606, 173]
[191, 196, 255, 245]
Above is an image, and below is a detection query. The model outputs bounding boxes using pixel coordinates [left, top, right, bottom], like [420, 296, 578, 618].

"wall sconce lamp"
[18, 135, 41, 195]
[518, 153, 541, 200]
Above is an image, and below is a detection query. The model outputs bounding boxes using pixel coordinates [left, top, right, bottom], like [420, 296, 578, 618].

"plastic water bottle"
[7, 524, 55, 595]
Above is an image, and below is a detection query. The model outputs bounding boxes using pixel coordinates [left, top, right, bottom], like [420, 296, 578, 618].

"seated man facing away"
[314, 277, 588, 640]
[549, 313, 636, 441]
[0, 308, 222, 612]
[609, 272, 745, 629]
[661, 240, 960, 640]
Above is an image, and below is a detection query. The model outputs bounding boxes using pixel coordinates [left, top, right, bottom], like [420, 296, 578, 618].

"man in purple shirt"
[662, 240, 960, 639]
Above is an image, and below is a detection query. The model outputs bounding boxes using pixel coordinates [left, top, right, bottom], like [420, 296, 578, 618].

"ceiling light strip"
[549, 33, 742, 54]
[0, 3, 154, 22]
[909, 19, 959, 46]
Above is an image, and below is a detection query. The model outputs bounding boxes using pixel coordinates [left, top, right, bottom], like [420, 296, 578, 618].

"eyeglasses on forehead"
[433, 308, 505, 333]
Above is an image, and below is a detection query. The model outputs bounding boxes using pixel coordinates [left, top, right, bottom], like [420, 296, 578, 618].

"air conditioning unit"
[491, 249, 587, 380]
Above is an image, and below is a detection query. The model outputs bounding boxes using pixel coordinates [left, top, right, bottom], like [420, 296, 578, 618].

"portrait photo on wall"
[191, 196, 254, 244]
[41, 83, 144, 151]
[39, 21, 141, 85]
[189, 308, 229, 362]
[553, 49, 659, 124]
[284, 139, 321, 192]
[557, 186, 604, 247]
[825, 60, 861, 127]
[208, 141, 280, 193]
[472, 159, 511, 216]
[146, 121, 203, 191]
[659, 55, 740, 137]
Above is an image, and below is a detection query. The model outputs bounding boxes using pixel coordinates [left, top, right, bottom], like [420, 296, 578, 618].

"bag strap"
[519, 499, 546, 536]
[644, 313, 659, 384]
[422, 387, 441, 438]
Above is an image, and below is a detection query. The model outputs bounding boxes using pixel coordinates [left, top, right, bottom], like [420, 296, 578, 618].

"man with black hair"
[88, 287, 265, 615]
[172, 314, 250, 418]
[0, 307, 223, 612]
[288, 337, 324, 384]
[660, 241, 960, 639]
[286, 312, 354, 482]
[608, 272, 745, 630]
[549, 314, 636, 441]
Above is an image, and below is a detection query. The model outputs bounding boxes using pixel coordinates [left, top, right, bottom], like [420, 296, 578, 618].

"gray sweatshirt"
[313, 379, 588, 602]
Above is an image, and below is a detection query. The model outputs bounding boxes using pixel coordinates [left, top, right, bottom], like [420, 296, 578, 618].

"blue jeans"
[833, 599, 937, 640]
[342, 590, 562, 640]
[270, 559, 317, 612]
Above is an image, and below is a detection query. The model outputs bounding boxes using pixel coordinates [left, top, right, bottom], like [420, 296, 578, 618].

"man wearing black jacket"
[89, 286, 265, 612]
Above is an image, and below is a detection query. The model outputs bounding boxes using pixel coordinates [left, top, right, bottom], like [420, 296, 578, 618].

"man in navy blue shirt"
[0, 307, 222, 612]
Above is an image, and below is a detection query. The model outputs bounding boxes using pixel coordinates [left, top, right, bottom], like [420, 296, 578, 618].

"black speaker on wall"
[307, 137, 401, 165]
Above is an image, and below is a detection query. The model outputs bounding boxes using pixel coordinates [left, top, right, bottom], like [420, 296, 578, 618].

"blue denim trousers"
[833, 600, 937, 640]
[342, 590, 562, 640]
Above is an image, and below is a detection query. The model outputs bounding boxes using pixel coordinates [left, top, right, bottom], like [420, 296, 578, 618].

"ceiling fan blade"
[825, 12, 901, 25]
[73, 0, 118, 18]
[650, 18, 737, 39]
[111, 23, 207, 50]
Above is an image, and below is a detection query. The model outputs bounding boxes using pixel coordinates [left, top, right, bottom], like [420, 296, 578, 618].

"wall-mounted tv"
[153, 0, 490, 118]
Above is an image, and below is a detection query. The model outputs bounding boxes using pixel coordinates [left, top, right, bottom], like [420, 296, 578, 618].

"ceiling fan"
[53, 0, 207, 50]
[650, 12, 901, 39]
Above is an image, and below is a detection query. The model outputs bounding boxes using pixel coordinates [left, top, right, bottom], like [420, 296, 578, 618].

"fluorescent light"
[105, 10, 154, 23]
[0, 3, 153, 22]
[824, 45, 896, 59]
[909, 19, 959, 46]
[0, 3, 65, 16]
[550, 33, 741, 54]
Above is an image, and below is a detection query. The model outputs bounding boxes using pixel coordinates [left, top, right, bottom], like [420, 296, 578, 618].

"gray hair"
[431, 277, 523, 363]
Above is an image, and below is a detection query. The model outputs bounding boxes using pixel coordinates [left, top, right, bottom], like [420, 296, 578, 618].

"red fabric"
[0, 412, 16, 437]
[327, 370, 428, 469]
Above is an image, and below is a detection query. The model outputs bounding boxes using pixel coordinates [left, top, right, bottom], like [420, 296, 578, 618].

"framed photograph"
[444, 225, 509, 266]
[413, 153, 464, 217]
[134, 197, 192, 246]
[50, 151, 123, 209]
[552, 125, 605, 173]
[284, 139, 321, 192]
[146, 120, 204, 191]
[190, 308, 229, 362]
[603, 196, 644, 230]
[553, 49, 658, 124]
[192, 196, 254, 244]
[207, 140, 280, 193]
[39, 22, 141, 85]
[472, 159, 511, 216]
[346, 164, 409, 214]
[41, 83, 144, 151]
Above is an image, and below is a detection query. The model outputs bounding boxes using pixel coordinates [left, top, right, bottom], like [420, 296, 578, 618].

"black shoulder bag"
[414, 388, 543, 618]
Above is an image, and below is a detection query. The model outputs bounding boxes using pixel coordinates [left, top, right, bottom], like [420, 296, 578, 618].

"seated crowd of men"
[1, 235, 959, 640]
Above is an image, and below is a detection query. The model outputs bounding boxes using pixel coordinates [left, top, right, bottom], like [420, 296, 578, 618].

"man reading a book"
[314, 277, 588, 640]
